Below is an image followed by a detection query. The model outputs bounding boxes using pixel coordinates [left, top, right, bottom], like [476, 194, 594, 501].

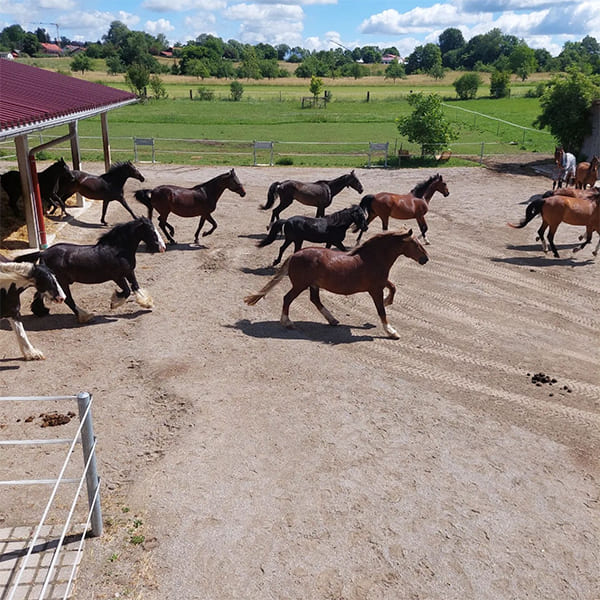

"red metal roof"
[0, 60, 137, 134]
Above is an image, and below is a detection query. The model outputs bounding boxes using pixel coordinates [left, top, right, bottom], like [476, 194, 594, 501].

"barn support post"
[69, 121, 84, 207]
[15, 135, 40, 249]
[101, 112, 112, 171]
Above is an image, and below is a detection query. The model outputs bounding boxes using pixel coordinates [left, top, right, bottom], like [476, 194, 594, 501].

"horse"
[1, 158, 75, 218]
[135, 169, 246, 245]
[356, 173, 449, 244]
[244, 229, 428, 339]
[574, 156, 599, 189]
[257, 204, 369, 266]
[58, 160, 145, 225]
[1, 260, 66, 360]
[262, 170, 364, 228]
[15, 217, 166, 323]
[508, 187, 600, 258]
[553, 147, 577, 189]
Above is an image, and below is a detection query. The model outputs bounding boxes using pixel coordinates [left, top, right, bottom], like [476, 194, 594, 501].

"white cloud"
[145, 18, 175, 34]
[224, 3, 304, 44]
[38, 0, 76, 9]
[142, 0, 224, 13]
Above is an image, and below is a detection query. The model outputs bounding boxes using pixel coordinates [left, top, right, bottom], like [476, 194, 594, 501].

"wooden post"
[15, 135, 40, 249]
[70, 121, 84, 207]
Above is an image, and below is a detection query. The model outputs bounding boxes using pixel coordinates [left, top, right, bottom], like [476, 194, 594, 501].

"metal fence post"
[77, 392, 103, 537]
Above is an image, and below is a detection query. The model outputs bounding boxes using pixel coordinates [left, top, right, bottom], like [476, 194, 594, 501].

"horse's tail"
[14, 250, 42, 263]
[507, 197, 544, 229]
[134, 189, 152, 209]
[257, 219, 285, 247]
[359, 194, 375, 218]
[262, 182, 280, 210]
[244, 256, 291, 306]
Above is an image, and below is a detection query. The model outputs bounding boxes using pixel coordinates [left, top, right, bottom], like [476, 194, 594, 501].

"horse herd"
[1, 153, 598, 361]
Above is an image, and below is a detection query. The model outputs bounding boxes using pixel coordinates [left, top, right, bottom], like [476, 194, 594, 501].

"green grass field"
[2, 60, 556, 168]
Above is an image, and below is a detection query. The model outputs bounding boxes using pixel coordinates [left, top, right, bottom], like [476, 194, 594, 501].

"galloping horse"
[16, 217, 166, 323]
[574, 156, 599, 189]
[508, 187, 600, 258]
[1, 158, 74, 217]
[135, 169, 246, 245]
[357, 173, 449, 244]
[262, 170, 364, 227]
[1, 260, 65, 360]
[257, 204, 369, 266]
[553, 147, 577, 189]
[58, 160, 145, 225]
[245, 229, 428, 339]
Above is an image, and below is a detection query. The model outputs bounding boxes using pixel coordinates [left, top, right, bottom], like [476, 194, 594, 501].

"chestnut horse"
[574, 156, 599, 189]
[135, 169, 246, 245]
[244, 229, 428, 339]
[357, 173, 449, 244]
[262, 170, 363, 228]
[508, 187, 600, 258]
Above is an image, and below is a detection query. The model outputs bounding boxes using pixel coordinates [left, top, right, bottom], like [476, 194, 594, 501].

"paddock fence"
[0, 392, 101, 600]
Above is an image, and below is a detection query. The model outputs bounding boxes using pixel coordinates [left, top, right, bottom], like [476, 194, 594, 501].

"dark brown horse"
[508, 187, 600, 257]
[245, 229, 428, 339]
[262, 170, 363, 227]
[357, 173, 449, 244]
[574, 156, 599, 189]
[135, 169, 246, 245]
[58, 160, 145, 225]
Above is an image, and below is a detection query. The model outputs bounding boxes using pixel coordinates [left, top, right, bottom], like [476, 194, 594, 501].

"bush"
[490, 70, 511, 98]
[197, 87, 214, 101]
[453, 73, 482, 99]
[230, 80, 244, 101]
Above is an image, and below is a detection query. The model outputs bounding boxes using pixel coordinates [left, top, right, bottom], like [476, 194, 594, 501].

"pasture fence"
[0, 392, 101, 600]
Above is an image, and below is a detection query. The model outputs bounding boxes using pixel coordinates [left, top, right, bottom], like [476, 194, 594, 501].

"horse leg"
[200, 215, 217, 238]
[547, 226, 560, 258]
[316, 206, 325, 218]
[536, 223, 548, 253]
[158, 216, 176, 245]
[416, 217, 429, 245]
[368, 288, 399, 339]
[329, 240, 347, 251]
[309, 286, 339, 326]
[193, 217, 206, 242]
[271, 196, 292, 228]
[274, 239, 293, 266]
[8, 318, 45, 360]
[31, 292, 50, 317]
[383, 280, 396, 306]
[125, 273, 154, 309]
[281, 285, 305, 329]
[61, 282, 93, 323]
[100, 200, 110, 225]
[118, 196, 138, 220]
[110, 278, 132, 309]
[574, 227, 593, 254]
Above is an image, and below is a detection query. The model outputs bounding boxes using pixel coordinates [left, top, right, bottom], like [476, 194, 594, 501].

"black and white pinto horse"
[15, 217, 166, 323]
[257, 204, 369, 266]
[0, 260, 66, 360]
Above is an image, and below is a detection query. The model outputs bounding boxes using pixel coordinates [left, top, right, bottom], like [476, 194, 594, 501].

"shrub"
[230, 80, 243, 101]
[453, 73, 482, 99]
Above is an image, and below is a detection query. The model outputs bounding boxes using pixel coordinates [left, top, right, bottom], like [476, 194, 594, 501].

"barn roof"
[0, 60, 137, 141]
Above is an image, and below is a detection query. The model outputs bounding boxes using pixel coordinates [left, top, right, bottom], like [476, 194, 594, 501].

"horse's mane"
[326, 205, 360, 226]
[411, 174, 439, 197]
[106, 160, 133, 174]
[97, 217, 149, 245]
[347, 229, 411, 255]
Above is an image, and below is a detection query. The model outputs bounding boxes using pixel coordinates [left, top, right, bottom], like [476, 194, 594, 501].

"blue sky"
[1, 0, 598, 57]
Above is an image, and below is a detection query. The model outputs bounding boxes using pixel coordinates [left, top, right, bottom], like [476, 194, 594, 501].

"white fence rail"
[0, 392, 101, 600]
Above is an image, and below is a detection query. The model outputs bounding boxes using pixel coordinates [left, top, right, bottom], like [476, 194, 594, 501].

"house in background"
[381, 53, 401, 64]
[40, 43, 63, 56]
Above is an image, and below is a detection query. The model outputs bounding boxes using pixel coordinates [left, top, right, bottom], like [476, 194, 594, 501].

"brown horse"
[357, 173, 449, 244]
[574, 156, 599, 189]
[508, 187, 600, 258]
[58, 160, 145, 225]
[135, 169, 246, 245]
[244, 229, 428, 339]
[262, 170, 363, 228]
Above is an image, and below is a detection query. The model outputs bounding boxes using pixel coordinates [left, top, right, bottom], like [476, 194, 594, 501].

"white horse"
[553, 147, 576, 189]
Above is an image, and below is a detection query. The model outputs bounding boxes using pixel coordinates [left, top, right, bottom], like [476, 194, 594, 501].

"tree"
[126, 64, 150, 96]
[396, 92, 458, 156]
[70, 54, 92, 75]
[238, 46, 261, 79]
[186, 59, 210, 79]
[439, 28, 465, 56]
[509, 44, 537, 81]
[385, 59, 405, 83]
[309, 75, 323, 102]
[534, 69, 600, 152]
[103, 21, 130, 48]
[22, 33, 41, 56]
[230, 80, 244, 101]
[149, 74, 168, 99]
[453, 73, 481, 99]
[490, 70, 511, 98]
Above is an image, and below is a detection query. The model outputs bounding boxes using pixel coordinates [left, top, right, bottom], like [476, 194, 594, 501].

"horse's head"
[348, 170, 364, 194]
[554, 147, 563, 165]
[126, 160, 145, 182]
[54, 158, 75, 184]
[138, 216, 166, 253]
[434, 173, 450, 197]
[352, 205, 369, 232]
[398, 229, 429, 265]
[33, 263, 65, 304]
[227, 169, 246, 197]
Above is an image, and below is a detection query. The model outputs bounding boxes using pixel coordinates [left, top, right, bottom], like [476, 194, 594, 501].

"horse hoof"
[77, 311, 94, 324]
[24, 349, 45, 361]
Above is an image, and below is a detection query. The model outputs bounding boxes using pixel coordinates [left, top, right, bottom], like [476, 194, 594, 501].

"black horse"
[262, 170, 364, 228]
[1, 158, 75, 217]
[58, 160, 145, 225]
[15, 217, 166, 323]
[1, 259, 66, 360]
[257, 204, 369, 266]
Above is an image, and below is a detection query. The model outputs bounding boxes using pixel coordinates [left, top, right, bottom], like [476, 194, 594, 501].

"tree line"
[1, 21, 599, 82]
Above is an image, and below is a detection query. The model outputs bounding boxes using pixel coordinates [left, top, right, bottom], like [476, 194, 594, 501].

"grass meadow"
[2, 59, 556, 168]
